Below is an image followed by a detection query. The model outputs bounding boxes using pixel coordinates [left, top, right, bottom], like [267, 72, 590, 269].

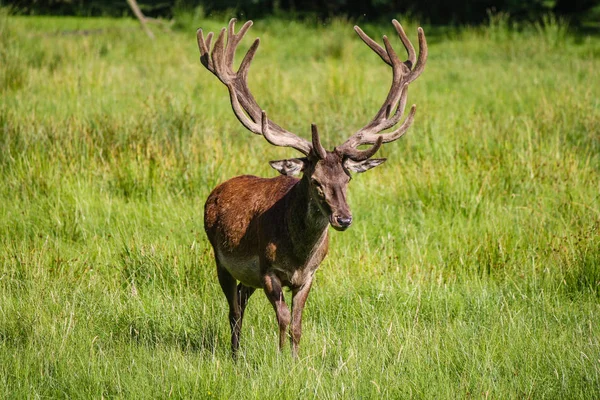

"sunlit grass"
[1, 11, 599, 398]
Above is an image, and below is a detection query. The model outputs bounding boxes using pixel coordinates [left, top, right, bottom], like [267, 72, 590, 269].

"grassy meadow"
[1, 10, 600, 398]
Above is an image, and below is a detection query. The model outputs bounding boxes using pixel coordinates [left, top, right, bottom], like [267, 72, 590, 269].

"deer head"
[197, 19, 427, 231]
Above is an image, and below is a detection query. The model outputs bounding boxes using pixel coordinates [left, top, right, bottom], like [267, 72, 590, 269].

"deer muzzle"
[331, 214, 353, 231]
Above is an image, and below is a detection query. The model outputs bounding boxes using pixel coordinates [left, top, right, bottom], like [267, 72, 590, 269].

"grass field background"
[1, 10, 599, 398]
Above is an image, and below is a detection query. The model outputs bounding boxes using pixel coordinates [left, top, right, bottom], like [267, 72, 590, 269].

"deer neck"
[285, 175, 329, 260]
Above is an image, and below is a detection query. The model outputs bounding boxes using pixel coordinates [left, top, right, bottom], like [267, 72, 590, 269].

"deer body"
[205, 174, 329, 291]
[196, 18, 427, 357]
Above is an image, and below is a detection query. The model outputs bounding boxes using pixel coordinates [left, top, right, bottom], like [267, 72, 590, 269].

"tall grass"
[1, 11, 599, 398]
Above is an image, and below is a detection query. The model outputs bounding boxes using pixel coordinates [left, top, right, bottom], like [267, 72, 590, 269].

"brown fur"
[205, 175, 298, 251]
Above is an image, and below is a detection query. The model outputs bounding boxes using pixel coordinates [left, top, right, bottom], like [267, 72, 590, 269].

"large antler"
[197, 19, 313, 155]
[336, 20, 427, 159]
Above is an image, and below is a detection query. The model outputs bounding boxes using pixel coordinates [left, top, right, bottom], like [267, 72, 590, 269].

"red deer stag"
[197, 19, 427, 357]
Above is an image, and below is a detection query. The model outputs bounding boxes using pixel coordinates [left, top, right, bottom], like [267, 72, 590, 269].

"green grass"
[1, 11, 600, 398]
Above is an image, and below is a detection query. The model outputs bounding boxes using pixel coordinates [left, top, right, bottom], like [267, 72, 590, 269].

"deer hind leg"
[216, 261, 243, 358]
[262, 273, 291, 352]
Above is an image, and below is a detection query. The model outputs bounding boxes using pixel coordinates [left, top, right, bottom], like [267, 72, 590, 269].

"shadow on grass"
[125, 318, 222, 354]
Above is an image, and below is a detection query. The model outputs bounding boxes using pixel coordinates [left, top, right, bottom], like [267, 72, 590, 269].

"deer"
[197, 18, 427, 358]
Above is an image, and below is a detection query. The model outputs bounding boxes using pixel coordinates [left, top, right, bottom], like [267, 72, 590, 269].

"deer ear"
[344, 158, 386, 173]
[269, 158, 308, 176]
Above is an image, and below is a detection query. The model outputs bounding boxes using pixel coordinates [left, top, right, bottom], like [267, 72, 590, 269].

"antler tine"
[338, 136, 383, 161]
[337, 21, 427, 157]
[210, 28, 227, 78]
[227, 84, 260, 134]
[205, 32, 214, 58]
[407, 27, 428, 83]
[392, 19, 416, 68]
[238, 38, 260, 80]
[353, 25, 391, 66]
[196, 29, 214, 71]
[225, 19, 253, 69]
[197, 20, 312, 155]
[227, 17, 237, 40]
[382, 104, 416, 142]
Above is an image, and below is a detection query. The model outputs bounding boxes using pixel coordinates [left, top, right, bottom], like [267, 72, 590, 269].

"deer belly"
[217, 250, 262, 288]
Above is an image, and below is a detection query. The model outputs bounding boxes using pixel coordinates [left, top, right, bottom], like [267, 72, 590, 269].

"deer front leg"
[262, 273, 291, 352]
[237, 283, 255, 322]
[290, 276, 313, 358]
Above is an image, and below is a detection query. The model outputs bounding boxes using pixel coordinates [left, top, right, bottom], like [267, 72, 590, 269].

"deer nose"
[335, 215, 353, 228]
